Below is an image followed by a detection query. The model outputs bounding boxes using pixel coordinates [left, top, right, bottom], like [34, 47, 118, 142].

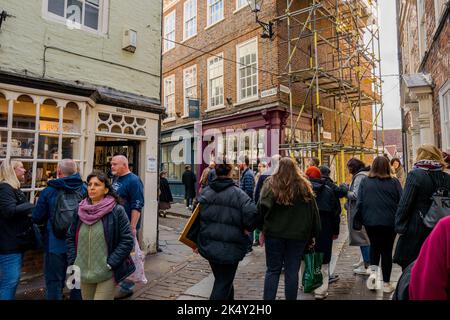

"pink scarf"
[78, 195, 116, 225]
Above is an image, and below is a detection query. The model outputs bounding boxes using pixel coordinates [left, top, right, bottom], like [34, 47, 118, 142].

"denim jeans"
[45, 252, 68, 300]
[360, 245, 371, 264]
[0, 253, 23, 300]
[264, 237, 307, 300]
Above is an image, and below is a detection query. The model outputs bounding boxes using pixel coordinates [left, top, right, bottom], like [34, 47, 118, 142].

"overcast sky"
[378, 0, 402, 129]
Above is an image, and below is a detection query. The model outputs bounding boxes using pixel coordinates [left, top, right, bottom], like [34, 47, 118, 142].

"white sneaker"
[352, 259, 364, 268]
[383, 282, 395, 293]
[353, 266, 370, 275]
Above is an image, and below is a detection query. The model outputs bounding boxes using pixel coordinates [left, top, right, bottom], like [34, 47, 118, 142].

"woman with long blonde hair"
[394, 144, 450, 270]
[0, 160, 35, 300]
[257, 157, 321, 300]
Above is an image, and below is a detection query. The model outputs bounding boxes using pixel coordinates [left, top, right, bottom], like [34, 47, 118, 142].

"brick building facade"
[397, 0, 449, 169]
[161, 0, 378, 197]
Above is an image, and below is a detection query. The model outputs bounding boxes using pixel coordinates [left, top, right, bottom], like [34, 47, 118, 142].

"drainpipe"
[156, 0, 163, 253]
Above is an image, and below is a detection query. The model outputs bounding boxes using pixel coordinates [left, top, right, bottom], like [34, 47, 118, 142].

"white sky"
[378, 0, 402, 129]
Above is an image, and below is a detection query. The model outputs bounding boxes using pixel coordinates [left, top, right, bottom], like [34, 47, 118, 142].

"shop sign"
[116, 108, 132, 114]
[147, 156, 157, 173]
[323, 131, 332, 140]
[279, 84, 291, 94]
[188, 99, 200, 119]
[40, 120, 76, 133]
[261, 88, 278, 98]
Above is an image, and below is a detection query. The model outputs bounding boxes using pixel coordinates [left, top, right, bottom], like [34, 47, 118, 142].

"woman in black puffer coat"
[0, 160, 35, 300]
[394, 145, 450, 270]
[196, 162, 258, 300]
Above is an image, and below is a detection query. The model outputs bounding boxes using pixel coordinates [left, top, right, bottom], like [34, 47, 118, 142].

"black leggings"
[365, 226, 396, 282]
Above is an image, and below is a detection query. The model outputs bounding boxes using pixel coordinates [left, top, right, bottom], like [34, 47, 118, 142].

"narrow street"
[132, 211, 401, 301]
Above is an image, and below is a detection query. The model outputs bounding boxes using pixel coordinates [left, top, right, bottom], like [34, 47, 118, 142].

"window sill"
[163, 117, 176, 124]
[233, 5, 249, 15]
[205, 18, 225, 31]
[181, 34, 197, 43]
[234, 96, 259, 107]
[42, 14, 108, 38]
[163, 46, 176, 55]
[205, 105, 226, 112]
[181, 115, 189, 119]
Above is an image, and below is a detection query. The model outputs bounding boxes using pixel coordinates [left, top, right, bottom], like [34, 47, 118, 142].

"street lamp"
[247, 0, 274, 39]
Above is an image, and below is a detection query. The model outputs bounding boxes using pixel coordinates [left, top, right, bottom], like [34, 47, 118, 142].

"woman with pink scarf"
[66, 171, 135, 300]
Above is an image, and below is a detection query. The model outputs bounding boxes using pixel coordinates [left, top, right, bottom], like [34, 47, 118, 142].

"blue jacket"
[240, 168, 255, 200]
[32, 173, 86, 254]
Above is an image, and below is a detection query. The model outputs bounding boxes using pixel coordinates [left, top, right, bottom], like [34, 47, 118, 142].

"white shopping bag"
[128, 237, 148, 284]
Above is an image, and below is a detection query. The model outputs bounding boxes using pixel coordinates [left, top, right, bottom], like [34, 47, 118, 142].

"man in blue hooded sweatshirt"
[32, 159, 86, 300]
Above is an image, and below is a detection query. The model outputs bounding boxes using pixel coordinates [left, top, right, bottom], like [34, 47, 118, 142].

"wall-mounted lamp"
[247, 0, 274, 40]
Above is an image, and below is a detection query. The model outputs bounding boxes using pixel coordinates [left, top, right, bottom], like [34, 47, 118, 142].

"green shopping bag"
[302, 250, 324, 293]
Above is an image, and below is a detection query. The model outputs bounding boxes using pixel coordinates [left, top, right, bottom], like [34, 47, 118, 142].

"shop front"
[160, 125, 197, 200]
[199, 106, 289, 181]
[0, 79, 162, 256]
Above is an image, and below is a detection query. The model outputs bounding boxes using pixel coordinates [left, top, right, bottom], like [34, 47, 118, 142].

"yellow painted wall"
[0, 0, 161, 100]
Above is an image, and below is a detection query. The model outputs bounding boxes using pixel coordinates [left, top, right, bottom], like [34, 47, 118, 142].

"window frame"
[183, 0, 197, 41]
[417, 0, 427, 59]
[207, 0, 224, 27]
[164, 10, 177, 53]
[235, 0, 249, 12]
[163, 75, 176, 121]
[207, 53, 225, 111]
[183, 65, 197, 118]
[42, 0, 109, 35]
[236, 38, 259, 103]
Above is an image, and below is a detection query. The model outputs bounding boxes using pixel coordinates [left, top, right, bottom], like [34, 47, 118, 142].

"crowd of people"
[0, 156, 144, 300]
[1, 142, 450, 301]
[179, 144, 450, 300]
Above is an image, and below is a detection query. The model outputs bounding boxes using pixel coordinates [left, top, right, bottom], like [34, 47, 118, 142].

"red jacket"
[409, 216, 450, 300]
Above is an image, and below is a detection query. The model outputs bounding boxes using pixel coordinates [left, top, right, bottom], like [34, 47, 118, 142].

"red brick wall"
[162, 0, 375, 156]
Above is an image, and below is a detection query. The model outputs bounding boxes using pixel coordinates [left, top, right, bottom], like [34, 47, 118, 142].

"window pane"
[67, 0, 83, 24]
[38, 134, 59, 160]
[11, 132, 35, 159]
[62, 137, 80, 159]
[63, 103, 81, 133]
[40, 104, 60, 132]
[36, 162, 59, 188]
[20, 162, 34, 189]
[0, 97, 7, 128]
[13, 98, 36, 130]
[48, 0, 65, 17]
[0, 131, 7, 158]
[85, 3, 99, 30]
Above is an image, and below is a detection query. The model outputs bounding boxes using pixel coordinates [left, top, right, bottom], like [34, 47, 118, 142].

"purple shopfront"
[195, 107, 290, 181]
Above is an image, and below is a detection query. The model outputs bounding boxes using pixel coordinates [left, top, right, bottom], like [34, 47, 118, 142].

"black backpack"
[392, 260, 415, 300]
[52, 188, 84, 239]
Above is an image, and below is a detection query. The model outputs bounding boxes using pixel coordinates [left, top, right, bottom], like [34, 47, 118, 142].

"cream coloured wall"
[0, 0, 161, 99]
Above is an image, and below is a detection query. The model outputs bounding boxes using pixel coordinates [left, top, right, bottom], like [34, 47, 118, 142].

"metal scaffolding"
[274, 0, 384, 183]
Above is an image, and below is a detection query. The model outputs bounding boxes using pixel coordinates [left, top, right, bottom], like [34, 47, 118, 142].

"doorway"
[94, 139, 140, 176]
